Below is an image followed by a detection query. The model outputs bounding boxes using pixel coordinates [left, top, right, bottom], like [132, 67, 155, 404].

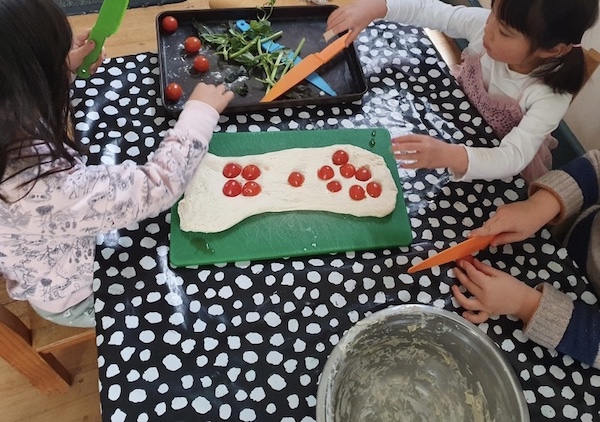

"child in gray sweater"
[453, 150, 600, 369]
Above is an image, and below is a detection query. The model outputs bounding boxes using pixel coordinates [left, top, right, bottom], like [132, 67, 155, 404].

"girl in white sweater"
[327, 0, 599, 182]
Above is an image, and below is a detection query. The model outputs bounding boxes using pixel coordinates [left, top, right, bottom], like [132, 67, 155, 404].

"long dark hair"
[0, 0, 79, 201]
[493, 0, 599, 94]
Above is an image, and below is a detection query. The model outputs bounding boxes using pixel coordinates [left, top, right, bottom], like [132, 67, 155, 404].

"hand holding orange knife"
[260, 32, 351, 102]
[407, 235, 496, 274]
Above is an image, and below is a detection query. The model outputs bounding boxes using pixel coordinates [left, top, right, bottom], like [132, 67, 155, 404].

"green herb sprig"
[193, 0, 303, 91]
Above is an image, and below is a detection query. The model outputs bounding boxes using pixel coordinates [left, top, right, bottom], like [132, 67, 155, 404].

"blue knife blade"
[235, 20, 336, 96]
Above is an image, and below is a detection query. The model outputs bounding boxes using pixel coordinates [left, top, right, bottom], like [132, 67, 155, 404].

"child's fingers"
[469, 226, 491, 238]
[469, 258, 497, 276]
[451, 284, 484, 312]
[462, 310, 490, 324]
[454, 266, 483, 296]
[325, 9, 344, 29]
[391, 135, 423, 146]
[460, 257, 497, 281]
[459, 255, 475, 266]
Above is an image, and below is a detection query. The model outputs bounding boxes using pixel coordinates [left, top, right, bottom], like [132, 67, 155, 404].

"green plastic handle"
[76, 31, 107, 79]
[75, 0, 129, 79]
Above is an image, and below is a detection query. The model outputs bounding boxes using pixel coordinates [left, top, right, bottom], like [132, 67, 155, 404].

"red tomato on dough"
[349, 185, 366, 201]
[241, 164, 261, 180]
[355, 166, 371, 181]
[193, 55, 210, 73]
[165, 82, 183, 102]
[184, 36, 202, 54]
[339, 163, 356, 178]
[223, 180, 242, 197]
[317, 165, 334, 180]
[288, 172, 305, 187]
[242, 181, 262, 197]
[366, 181, 382, 198]
[222, 162, 242, 178]
[327, 181, 342, 193]
[332, 150, 349, 165]
[161, 16, 178, 33]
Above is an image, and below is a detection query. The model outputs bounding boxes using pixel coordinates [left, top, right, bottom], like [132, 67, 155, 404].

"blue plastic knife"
[235, 20, 336, 96]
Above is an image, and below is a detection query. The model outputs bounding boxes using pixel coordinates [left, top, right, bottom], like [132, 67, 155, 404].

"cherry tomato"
[193, 55, 210, 73]
[241, 164, 261, 180]
[349, 185, 366, 201]
[317, 165, 334, 180]
[165, 82, 183, 102]
[161, 16, 178, 33]
[242, 181, 262, 197]
[355, 166, 372, 181]
[288, 172, 305, 187]
[223, 180, 242, 197]
[339, 163, 356, 178]
[222, 162, 242, 178]
[332, 150, 349, 165]
[184, 36, 202, 54]
[327, 181, 342, 193]
[367, 181, 382, 198]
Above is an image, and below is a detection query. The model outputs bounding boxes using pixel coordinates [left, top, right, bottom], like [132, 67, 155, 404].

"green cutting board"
[169, 128, 412, 267]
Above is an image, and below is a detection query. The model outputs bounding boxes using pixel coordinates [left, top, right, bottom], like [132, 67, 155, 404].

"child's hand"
[451, 258, 541, 324]
[470, 189, 561, 246]
[392, 134, 467, 175]
[325, 0, 388, 46]
[188, 83, 234, 114]
[67, 29, 106, 75]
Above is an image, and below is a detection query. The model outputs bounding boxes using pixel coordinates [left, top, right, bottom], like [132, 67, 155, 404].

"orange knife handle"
[315, 33, 350, 63]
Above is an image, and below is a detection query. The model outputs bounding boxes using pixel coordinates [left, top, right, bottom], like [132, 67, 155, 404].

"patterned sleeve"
[60, 100, 220, 233]
[525, 151, 600, 368]
[524, 283, 600, 369]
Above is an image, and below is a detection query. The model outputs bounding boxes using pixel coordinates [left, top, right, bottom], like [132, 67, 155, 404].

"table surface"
[75, 22, 600, 422]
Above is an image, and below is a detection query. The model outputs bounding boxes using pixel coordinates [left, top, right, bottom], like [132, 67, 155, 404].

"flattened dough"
[178, 144, 398, 233]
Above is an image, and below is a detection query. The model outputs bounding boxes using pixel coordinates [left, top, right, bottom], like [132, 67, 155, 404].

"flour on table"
[178, 144, 398, 233]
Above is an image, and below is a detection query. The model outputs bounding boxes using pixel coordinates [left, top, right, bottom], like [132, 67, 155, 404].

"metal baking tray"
[155, 5, 367, 114]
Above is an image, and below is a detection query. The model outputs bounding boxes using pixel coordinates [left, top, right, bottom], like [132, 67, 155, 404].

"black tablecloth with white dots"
[74, 22, 600, 422]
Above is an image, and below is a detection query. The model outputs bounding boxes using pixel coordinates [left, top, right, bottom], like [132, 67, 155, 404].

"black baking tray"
[156, 5, 367, 114]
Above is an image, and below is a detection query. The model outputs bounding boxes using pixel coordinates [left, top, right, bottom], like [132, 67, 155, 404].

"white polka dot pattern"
[75, 24, 600, 421]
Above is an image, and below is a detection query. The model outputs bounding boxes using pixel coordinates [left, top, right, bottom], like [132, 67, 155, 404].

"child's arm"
[391, 134, 468, 177]
[529, 150, 600, 220]
[451, 258, 541, 324]
[469, 150, 599, 245]
[326, 0, 387, 45]
[452, 259, 600, 369]
[524, 283, 600, 369]
[326, 0, 488, 47]
[55, 83, 233, 234]
[469, 188, 561, 246]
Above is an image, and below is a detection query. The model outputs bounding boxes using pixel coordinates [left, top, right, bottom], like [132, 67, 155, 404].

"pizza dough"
[178, 144, 398, 233]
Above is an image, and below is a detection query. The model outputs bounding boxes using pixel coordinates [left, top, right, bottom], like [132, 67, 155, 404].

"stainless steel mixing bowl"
[317, 304, 529, 422]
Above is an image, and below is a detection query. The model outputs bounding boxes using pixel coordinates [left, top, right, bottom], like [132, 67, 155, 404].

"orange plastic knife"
[407, 235, 496, 274]
[260, 32, 351, 102]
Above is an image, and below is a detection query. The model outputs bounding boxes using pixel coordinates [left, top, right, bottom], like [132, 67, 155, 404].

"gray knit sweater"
[523, 150, 600, 368]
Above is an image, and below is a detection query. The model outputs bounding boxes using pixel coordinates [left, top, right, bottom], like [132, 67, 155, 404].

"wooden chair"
[0, 286, 95, 395]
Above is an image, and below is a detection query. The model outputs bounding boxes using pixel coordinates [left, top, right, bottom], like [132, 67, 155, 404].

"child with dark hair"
[0, 0, 234, 327]
[453, 150, 600, 368]
[326, 0, 599, 182]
